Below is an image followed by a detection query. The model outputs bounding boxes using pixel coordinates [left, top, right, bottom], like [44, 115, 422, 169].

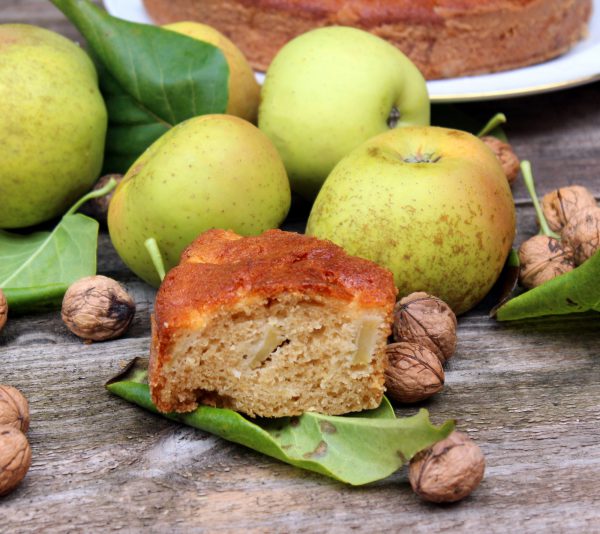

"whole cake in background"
[143, 0, 593, 79]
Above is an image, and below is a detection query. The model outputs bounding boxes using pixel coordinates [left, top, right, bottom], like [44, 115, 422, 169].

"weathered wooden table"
[2, 1, 600, 531]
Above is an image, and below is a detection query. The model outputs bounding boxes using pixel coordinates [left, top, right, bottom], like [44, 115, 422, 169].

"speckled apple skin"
[0, 24, 107, 228]
[108, 114, 291, 287]
[259, 26, 430, 200]
[306, 126, 516, 315]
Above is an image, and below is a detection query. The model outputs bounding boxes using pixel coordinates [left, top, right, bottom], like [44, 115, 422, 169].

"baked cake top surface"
[154, 229, 397, 332]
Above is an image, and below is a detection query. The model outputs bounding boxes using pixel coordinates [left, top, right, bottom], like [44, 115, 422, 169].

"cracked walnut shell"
[541, 185, 597, 233]
[62, 275, 136, 341]
[409, 431, 485, 503]
[0, 425, 31, 496]
[385, 342, 444, 404]
[480, 136, 520, 185]
[393, 292, 457, 363]
[561, 206, 600, 265]
[0, 386, 29, 433]
[0, 289, 6, 332]
[518, 235, 575, 289]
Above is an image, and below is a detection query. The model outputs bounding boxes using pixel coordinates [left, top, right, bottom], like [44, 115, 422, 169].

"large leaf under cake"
[107, 358, 454, 485]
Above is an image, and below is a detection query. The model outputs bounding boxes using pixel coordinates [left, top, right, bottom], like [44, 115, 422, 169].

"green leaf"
[106, 358, 455, 485]
[50, 0, 229, 173]
[99, 66, 170, 173]
[521, 160, 560, 239]
[0, 180, 117, 313]
[144, 237, 166, 282]
[476, 113, 507, 138]
[0, 217, 98, 312]
[496, 249, 600, 320]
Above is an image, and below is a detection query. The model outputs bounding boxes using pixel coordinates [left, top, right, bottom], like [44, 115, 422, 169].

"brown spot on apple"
[367, 146, 380, 158]
[0, 36, 18, 46]
[447, 130, 467, 139]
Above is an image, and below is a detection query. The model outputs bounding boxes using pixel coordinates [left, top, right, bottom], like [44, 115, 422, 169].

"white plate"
[104, 0, 600, 102]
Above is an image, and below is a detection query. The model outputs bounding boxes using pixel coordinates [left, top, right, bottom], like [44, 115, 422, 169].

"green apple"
[108, 114, 291, 286]
[164, 22, 260, 123]
[306, 126, 516, 314]
[0, 24, 107, 228]
[258, 26, 430, 199]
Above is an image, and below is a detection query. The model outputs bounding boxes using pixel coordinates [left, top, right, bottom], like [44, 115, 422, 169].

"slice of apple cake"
[149, 229, 397, 417]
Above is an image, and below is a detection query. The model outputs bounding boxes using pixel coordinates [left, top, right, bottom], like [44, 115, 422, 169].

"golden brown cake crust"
[143, 0, 592, 79]
[154, 229, 397, 334]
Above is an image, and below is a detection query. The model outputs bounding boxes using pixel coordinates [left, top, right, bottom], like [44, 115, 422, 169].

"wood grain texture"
[1, 1, 600, 532]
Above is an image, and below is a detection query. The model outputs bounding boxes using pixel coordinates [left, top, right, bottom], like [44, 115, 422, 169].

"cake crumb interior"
[157, 293, 388, 417]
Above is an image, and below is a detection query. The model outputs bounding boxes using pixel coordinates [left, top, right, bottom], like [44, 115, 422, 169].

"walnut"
[62, 275, 136, 341]
[393, 292, 457, 364]
[480, 136, 520, 185]
[541, 185, 597, 233]
[0, 289, 6, 332]
[0, 386, 29, 433]
[0, 425, 31, 496]
[518, 235, 575, 289]
[80, 173, 123, 224]
[384, 342, 444, 404]
[409, 431, 485, 503]
[561, 206, 600, 265]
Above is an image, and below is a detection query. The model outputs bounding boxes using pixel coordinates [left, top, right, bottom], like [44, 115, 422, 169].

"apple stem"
[66, 177, 118, 216]
[520, 160, 560, 239]
[387, 106, 401, 129]
[477, 113, 507, 137]
[144, 238, 167, 282]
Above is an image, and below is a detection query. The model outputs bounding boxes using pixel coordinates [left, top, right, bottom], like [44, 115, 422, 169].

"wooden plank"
[1, 1, 600, 531]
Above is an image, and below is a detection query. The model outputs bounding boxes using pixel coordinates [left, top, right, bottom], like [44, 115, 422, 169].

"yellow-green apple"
[0, 24, 107, 228]
[306, 126, 516, 314]
[258, 26, 430, 200]
[108, 114, 291, 286]
[165, 21, 260, 123]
